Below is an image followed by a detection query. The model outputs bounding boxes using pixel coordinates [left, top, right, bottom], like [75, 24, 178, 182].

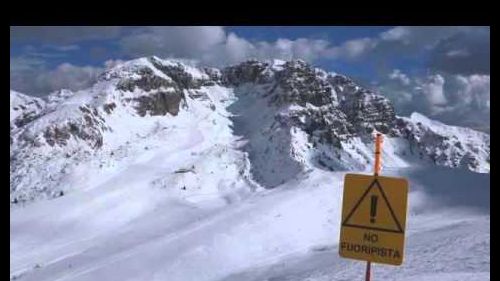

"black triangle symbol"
[342, 179, 404, 234]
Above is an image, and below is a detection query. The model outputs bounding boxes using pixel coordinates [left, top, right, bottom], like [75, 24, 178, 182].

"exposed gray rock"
[221, 59, 394, 147]
[392, 116, 489, 171]
[133, 91, 185, 117]
[103, 102, 116, 114]
[203, 67, 222, 85]
[40, 106, 107, 149]
[10, 91, 46, 129]
[222, 60, 275, 86]
[269, 60, 335, 107]
[117, 68, 175, 92]
[149, 57, 210, 89]
[324, 74, 397, 134]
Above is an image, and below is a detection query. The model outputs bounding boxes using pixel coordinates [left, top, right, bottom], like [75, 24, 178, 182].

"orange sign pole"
[366, 132, 383, 281]
[374, 133, 383, 176]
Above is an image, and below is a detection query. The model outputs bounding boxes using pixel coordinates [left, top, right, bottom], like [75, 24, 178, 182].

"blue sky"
[11, 27, 391, 71]
[10, 26, 490, 131]
[226, 26, 391, 41]
[10, 26, 422, 82]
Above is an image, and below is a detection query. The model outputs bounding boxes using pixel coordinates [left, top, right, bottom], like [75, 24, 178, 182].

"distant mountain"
[9, 57, 490, 204]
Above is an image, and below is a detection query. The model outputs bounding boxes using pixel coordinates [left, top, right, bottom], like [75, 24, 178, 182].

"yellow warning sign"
[339, 173, 409, 265]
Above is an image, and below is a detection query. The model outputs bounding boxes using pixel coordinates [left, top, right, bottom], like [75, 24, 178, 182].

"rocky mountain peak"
[10, 56, 489, 204]
[10, 90, 47, 146]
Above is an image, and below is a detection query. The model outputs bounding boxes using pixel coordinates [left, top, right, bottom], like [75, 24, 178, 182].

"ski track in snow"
[11, 163, 489, 281]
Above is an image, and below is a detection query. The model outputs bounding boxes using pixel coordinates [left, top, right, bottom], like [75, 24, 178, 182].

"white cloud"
[342, 38, 378, 58]
[419, 74, 447, 107]
[249, 37, 332, 63]
[353, 26, 490, 75]
[323, 37, 377, 60]
[221, 32, 256, 63]
[15, 26, 486, 72]
[380, 27, 411, 42]
[429, 28, 489, 75]
[50, 45, 80, 52]
[10, 56, 103, 96]
[120, 26, 227, 61]
[36, 63, 102, 92]
[11, 26, 123, 44]
[388, 69, 410, 85]
[450, 74, 490, 110]
[104, 59, 126, 69]
[376, 72, 489, 131]
[10, 56, 45, 73]
[379, 26, 473, 48]
[119, 26, 375, 66]
[288, 38, 331, 60]
[446, 49, 469, 57]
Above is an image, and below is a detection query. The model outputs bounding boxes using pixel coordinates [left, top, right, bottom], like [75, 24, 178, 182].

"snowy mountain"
[10, 57, 490, 281]
[10, 56, 489, 204]
[10, 90, 45, 143]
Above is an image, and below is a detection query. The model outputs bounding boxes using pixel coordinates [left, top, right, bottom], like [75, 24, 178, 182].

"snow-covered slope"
[10, 90, 46, 144]
[393, 112, 490, 173]
[10, 57, 489, 204]
[10, 57, 257, 204]
[10, 57, 489, 280]
[10, 166, 489, 281]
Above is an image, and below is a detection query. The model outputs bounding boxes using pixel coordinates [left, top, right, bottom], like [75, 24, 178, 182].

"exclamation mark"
[370, 195, 378, 223]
